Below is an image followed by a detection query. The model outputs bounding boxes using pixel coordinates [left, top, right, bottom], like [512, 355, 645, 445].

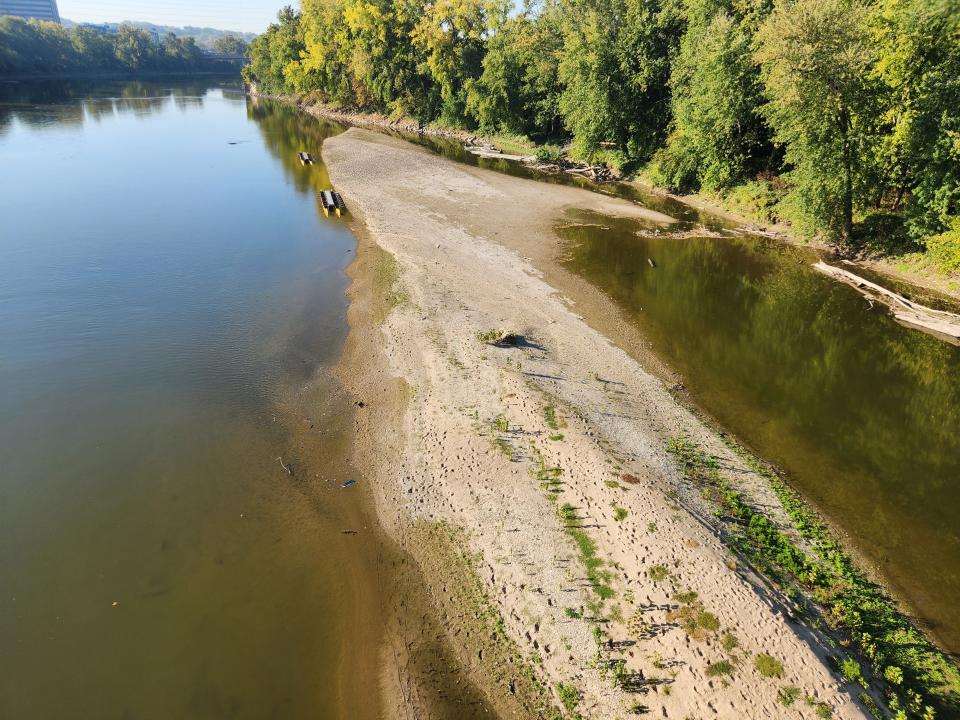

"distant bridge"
[201, 51, 249, 64]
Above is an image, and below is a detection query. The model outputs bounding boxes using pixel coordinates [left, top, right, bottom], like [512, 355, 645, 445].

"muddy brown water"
[0, 80, 494, 720]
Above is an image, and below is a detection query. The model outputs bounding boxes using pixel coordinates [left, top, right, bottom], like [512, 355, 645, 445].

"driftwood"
[636, 225, 727, 240]
[813, 261, 960, 345]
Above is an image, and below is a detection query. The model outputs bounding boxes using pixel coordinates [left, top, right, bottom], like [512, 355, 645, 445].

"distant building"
[0, 0, 61, 23]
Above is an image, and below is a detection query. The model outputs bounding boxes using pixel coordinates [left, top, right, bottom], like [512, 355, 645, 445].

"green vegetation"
[706, 660, 735, 677]
[778, 685, 801, 706]
[245, 0, 959, 264]
[754, 653, 785, 679]
[721, 631, 739, 652]
[556, 681, 580, 711]
[0, 18, 234, 75]
[611, 504, 628, 522]
[647, 564, 670, 582]
[666, 436, 960, 719]
[666, 595, 721, 640]
[543, 404, 562, 430]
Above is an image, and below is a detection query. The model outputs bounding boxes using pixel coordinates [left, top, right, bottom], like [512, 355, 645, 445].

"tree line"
[0, 17, 245, 76]
[243, 0, 959, 261]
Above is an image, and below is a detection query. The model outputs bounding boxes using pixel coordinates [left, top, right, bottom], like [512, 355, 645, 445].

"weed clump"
[778, 686, 801, 706]
[477, 328, 520, 347]
[754, 653, 784, 679]
[647, 564, 670, 582]
[706, 660, 735, 677]
[556, 682, 580, 711]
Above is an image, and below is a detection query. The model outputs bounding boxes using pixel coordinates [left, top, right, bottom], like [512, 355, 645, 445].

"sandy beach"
[328, 127, 873, 720]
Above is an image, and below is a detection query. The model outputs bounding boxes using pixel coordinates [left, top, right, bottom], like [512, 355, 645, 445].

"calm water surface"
[561, 214, 960, 655]
[0, 79, 379, 720]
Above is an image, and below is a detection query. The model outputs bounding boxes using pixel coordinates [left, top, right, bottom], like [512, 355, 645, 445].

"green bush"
[924, 218, 960, 275]
[755, 653, 785, 678]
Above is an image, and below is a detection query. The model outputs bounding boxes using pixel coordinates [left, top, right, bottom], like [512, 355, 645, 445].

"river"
[0, 79, 500, 720]
[560, 215, 960, 657]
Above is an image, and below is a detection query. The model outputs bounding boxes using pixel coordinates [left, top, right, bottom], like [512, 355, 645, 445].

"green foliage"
[611, 504, 628, 521]
[212, 34, 250, 56]
[754, 653, 785, 679]
[840, 657, 863, 685]
[667, 0, 772, 191]
[467, 4, 564, 137]
[647, 564, 669, 582]
[556, 681, 580, 711]
[706, 660, 735, 677]
[923, 219, 960, 275]
[235, 0, 960, 261]
[557, 0, 684, 164]
[778, 686, 801, 706]
[0, 17, 221, 75]
[720, 631, 739, 652]
[242, 7, 304, 94]
[666, 436, 960, 719]
[755, 0, 880, 243]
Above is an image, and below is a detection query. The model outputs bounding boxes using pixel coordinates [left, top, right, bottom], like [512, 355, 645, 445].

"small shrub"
[696, 611, 720, 633]
[612, 505, 628, 522]
[840, 658, 862, 685]
[706, 660, 735, 677]
[648, 565, 670, 582]
[556, 682, 580, 711]
[755, 653, 784, 679]
[564, 607, 581, 619]
[673, 591, 698, 605]
[778, 686, 801, 706]
[720, 632, 739, 652]
[534, 144, 564, 163]
[884, 665, 904, 686]
[924, 218, 960, 275]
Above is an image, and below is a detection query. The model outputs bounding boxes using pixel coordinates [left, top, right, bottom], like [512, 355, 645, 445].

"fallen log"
[813, 261, 960, 345]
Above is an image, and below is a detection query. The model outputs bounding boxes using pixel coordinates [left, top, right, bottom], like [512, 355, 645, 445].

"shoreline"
[255, 90, 960, 309]
[321, 127, 927, 718]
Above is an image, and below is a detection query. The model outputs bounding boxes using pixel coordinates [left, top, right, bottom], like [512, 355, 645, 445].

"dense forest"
[0, 18, 245, 76]
[243, 0, 960, 264]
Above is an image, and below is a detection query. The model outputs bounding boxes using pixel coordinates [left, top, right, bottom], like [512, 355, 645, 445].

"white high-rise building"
[0, 0, 61, 23]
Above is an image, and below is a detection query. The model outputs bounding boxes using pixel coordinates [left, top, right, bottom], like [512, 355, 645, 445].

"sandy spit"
[326, 127, 871, 720]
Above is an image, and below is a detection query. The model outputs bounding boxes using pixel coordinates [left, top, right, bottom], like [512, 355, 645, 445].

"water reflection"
[0, 78, 235, 135]
[562, 213, 960, 653]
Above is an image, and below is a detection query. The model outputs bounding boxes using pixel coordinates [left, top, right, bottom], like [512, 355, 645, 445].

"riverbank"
[325, 127, 911, 719]
[265, 93, 960, 307]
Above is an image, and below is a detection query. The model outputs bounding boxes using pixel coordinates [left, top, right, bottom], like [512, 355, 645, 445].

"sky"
[57, 0, 286, 34]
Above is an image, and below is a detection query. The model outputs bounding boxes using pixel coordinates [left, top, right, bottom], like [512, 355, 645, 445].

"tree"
[755, 0, 880, 243]
[664, 0, 772, 191]
[113, 26, 159, 71]
[558, 0, 685, 164]
[411, 0, 508, 125]
[242, 7, 304, 94]
[466, 0, 565, 138]
[212, 34, 250, 56]
[872, 0, 960, 240]
[70, 25, 115, 69]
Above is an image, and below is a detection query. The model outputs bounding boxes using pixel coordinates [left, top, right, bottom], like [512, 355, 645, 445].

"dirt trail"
[327, 127, 869, 719]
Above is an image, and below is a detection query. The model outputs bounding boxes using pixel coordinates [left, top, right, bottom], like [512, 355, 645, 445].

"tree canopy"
[0, 18, 226, 75]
